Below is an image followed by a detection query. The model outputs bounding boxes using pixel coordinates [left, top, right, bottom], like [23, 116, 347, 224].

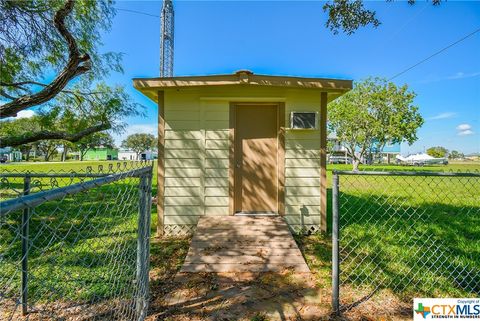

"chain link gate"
[0, 163, 153, 320]
[331, 170, 480, 316]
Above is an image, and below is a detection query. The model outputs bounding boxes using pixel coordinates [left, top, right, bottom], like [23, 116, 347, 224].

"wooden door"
[234, 105, 278, 213]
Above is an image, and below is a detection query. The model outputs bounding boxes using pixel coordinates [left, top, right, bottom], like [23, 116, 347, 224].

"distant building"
[327, 134, 401, 164]
[371, 142, 401, 164]
[0, 147, 22, 162]
[118, 149, 155, 161]
[83, 148, 118, 161]
[465, 153, 480, 161]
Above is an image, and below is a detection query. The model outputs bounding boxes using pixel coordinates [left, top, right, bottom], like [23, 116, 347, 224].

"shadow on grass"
[0, 180, 146, 317]
[331, 179, 480, 319]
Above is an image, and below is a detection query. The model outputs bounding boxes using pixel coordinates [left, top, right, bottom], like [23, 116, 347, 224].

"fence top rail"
[332, 170, 480, 177]
[0, 173, 111, 178]
[0, 165, 153, 216]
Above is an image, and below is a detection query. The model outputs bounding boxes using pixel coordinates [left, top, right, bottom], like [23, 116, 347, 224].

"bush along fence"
[0, 162, 153, 320]
[331, 170, 480, 316]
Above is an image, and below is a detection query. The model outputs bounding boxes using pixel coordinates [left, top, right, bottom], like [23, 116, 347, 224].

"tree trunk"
[352, 159, 360, 171]
[62, 144, 68, 162]
[24, 147, 32, 161]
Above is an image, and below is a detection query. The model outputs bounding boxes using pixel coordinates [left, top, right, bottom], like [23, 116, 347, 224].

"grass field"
[0, 161, 152, 319]
[1, 160, 479, 319]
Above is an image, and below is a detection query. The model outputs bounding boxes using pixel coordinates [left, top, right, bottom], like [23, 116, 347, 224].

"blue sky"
[100, 0, 480, 154]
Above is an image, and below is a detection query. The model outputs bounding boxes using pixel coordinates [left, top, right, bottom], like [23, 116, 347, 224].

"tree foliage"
[323, 0, 442, 35]
[427, 146, 448, 158]
[448, 150, 464, 160]
[328, 77, 424, 170]
[0, 0, 141, 146]
[36, 140, 59, 161]
[0, 84, 141, 148]
[121, 133, 156, 160]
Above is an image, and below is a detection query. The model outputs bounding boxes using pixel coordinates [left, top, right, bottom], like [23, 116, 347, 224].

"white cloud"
[125, 124, 157, 136]
[456, 124, 472, 131]
[114, 123, 157, 145]
[429, 112, 456, 120]
[456, 123, 474, 136]
[458, 129, 474, 136]
[16, 110, 36, 119]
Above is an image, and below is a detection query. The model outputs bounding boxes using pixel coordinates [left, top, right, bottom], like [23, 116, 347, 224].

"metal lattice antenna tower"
[160, 0, 174, 77]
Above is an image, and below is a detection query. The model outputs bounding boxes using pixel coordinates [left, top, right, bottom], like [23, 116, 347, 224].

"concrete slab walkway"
[180, 215, 310, 273]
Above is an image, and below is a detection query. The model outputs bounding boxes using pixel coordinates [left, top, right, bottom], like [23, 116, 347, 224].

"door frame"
[229, 102, 285, 216]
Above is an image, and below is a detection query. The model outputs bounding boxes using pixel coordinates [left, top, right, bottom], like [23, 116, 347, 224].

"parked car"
[0, 155, 8, 163]
[329, 156, 352, 164]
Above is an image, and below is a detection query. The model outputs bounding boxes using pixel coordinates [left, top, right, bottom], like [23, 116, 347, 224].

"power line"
[388, 27, 480, 81]
[116, 8, 159, 18]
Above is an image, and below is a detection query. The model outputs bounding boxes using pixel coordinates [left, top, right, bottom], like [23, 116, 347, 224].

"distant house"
[375, 142, 401, 163]
[327, 134, 401, 164]
[0, 147, 22, 162]
[83, 148, 118, 161]
[118, 149, 156, 161]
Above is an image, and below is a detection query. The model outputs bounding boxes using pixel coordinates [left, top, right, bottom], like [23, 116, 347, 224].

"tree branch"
[0, 123, 111, 147]
[0, 0, 92, 118]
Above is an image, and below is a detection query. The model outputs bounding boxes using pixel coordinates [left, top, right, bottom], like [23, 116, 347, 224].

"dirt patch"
[146, 234, 416, 321]
[146, 269, 329, 321]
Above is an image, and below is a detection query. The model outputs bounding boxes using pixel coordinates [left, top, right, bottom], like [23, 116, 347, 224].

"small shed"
[83, 148, 118, 161]
[134, 71, 352, 236]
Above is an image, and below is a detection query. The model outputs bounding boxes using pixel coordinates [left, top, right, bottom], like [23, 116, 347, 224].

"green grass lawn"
[1, 160, 479, 317]
[0, 161, 153, 319]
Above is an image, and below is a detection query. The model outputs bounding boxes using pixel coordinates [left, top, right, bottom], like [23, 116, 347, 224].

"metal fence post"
[21, 175, 31, 316]
[332, 172, 340, 316]
[136, 173, 151, 321]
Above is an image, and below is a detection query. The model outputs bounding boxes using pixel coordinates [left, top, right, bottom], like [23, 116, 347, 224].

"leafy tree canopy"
[121, 133, 156, 159]
[323, 0, 441, 35]
[448, 150, 464, 160]
[328, 77, 424, 170]
[0, 0, 141, 146]
[0, 83, 142, 147]
[427, 146, 448, 158]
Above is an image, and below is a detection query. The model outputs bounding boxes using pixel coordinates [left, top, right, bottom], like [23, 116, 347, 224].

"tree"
[18, 143, 37, 161]
[0, 1, 141, 145]
[329, 77, 424, 171]
[427, 146, 448, 158]
[323, 0, 442, 35]
[449, 150, 464, 160]
[75, 132, 115, 161]
[37, 140, 60, 161]
[0, 83, 142, 148]
[121, 134, 156, 160]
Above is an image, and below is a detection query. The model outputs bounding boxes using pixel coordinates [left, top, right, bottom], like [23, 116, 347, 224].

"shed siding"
[284, 90, 322, 233]
[162, 88, 323, 235]
[163, 91, 203, 235]
[203, 100, 230, 217]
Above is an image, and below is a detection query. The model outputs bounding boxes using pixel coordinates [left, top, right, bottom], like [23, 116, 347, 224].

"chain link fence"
[332, 170, 480, 316]
[0, 162, 153, 320]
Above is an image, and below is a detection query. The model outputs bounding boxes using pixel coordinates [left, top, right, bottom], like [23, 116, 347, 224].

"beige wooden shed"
[134, 71, 352, 236]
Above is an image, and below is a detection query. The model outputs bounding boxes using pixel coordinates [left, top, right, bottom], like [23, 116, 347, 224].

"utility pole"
[160, 0, 174, 77]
